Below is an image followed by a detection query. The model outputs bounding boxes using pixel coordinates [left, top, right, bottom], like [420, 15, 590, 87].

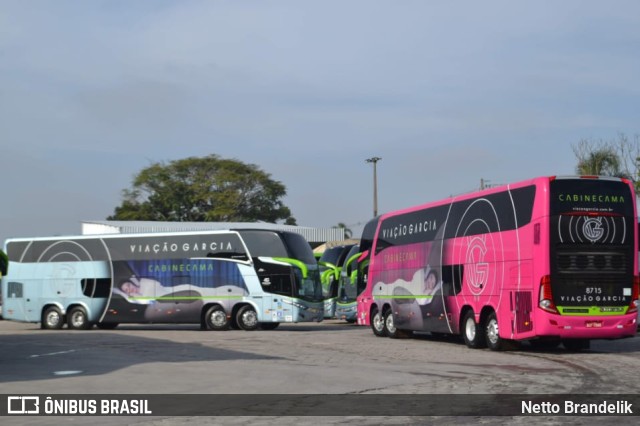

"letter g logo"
[466, 235, 489, 295]
[582, 218, 604, 243]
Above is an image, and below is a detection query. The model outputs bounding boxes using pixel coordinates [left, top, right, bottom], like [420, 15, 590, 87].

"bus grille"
[555, 246, 627, 274]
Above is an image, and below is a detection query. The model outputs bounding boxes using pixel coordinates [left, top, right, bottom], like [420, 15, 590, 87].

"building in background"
[82, 221, 344, 249]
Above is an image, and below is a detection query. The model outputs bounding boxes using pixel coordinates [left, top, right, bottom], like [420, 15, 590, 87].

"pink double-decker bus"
[356, 176, 639, 351]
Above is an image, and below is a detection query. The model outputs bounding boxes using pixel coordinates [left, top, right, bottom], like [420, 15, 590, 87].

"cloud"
[1, 1, 639, 240]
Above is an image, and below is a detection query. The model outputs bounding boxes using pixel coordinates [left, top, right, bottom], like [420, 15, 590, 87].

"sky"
[1, 0, 639, 241]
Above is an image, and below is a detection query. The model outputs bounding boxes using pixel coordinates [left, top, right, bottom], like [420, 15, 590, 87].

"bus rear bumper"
[535, 313, 637, 339]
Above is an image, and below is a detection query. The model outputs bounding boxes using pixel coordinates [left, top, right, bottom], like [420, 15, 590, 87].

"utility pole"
[365, 157, 382, 217]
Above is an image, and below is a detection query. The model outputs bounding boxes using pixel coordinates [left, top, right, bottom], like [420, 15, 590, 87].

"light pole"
[365, 157, 382, 217]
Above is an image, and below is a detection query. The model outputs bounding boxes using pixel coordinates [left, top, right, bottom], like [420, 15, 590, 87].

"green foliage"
[572, 133, 640, 193]
[575, 148, 622, 176]
[108, 155, 297, 224]
[333, 223, 353, 239]
[0, 249, 7, 276]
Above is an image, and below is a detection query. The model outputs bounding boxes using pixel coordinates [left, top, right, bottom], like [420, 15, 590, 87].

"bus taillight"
[628, 276, 640, 314]
[539, 275, 558, 314]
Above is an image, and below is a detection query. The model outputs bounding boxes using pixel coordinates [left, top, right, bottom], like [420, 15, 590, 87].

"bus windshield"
[338, 245, 360, 300]
[239, 230, 323, 302]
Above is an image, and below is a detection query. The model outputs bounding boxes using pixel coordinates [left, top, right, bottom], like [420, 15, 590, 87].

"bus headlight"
[284, 300, 308, 310]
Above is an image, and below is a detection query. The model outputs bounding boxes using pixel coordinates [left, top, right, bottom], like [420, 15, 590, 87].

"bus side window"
[7, 282, 23, 298]
[260, 273, 293, 296]
[81, 278, 111, 298]
[254, 258, 293, 297]
[442, 265, 464, 296]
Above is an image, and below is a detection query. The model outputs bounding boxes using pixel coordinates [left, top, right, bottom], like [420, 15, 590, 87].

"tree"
[572, 133, 640, 192]
[574, 147, 622, 176]
[333, 223, 353, 239]
[0, 249, 7, 276]
[108, 155, 297, 224]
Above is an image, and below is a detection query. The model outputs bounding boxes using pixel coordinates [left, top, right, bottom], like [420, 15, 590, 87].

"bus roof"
[377, 175, 632, 221]
[3, 228, 297, 245]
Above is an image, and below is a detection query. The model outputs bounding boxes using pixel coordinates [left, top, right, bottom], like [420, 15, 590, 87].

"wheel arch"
[369, 302, 380, 318]
[66, 302, 92, 318]
[380, 302, 392, 314]
[41, 302, 65, 317]
[479, 305, 498, 332]
[458, 305, 474, 334]
[230, 301, 260, 320]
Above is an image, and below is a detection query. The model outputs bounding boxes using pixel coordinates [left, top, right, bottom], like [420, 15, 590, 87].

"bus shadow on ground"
[410, 330, 640, 354]
[274, 322, 360, 332]
[94, 321, 360, 333]
[0, 331, 285, 383]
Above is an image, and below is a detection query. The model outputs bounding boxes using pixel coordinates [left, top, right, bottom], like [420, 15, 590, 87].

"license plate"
[586, 321, 602, 328]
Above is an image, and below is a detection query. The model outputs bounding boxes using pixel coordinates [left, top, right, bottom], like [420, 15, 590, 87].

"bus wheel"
[370, 306, 386, 337]
[461, 310, 486, 349]
[485, 311, 516, 351]
[485, 312, 502, 350]
[383, 308, 402, 338]
[205, 306, 230, 331]
[260, 322, 280, 330]
[42, 307, 64, 330]
[562, 339, 590, 352]
[384, 309, 412, 339]
[68, 307, 92, 330]
[236, 306, 259, 331]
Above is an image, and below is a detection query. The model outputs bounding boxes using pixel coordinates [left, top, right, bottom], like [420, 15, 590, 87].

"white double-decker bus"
[1, 229, 323, 330]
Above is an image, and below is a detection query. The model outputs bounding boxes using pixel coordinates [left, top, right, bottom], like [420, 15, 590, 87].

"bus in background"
[318, 243, 356, 319]
[357, 176, 638, 351]
[334, 244, 361, 322]
[337, 218, 380, 322]
[1, 229, 323, 330]
[0, 249, 7, 318]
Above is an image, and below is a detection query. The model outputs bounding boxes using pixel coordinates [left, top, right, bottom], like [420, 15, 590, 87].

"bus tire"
[484, 311, 508, 351]
[260, 322, 280, 330]
[370, 306, 386, 337]
[236, 305, 259, 331]
[383, 308, 412, 339]
[42, 306, 64, 330]
[68, 307, 92, 330]
[204, 305, 230, 331]
[462, 310, 486, 349]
